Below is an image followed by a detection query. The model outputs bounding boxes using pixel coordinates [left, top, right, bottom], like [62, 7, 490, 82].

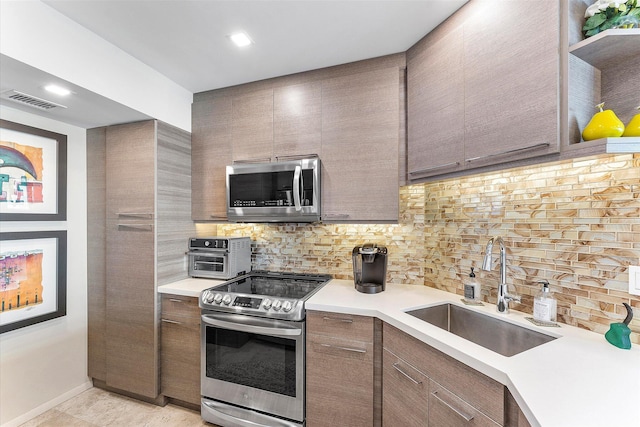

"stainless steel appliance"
[352, 243, 388, 294]
[188, 237, 251, 280]
[200, 271, 331, 427]
[226, 157, 321, 223]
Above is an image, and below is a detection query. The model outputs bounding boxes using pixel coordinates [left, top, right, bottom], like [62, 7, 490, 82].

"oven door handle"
[186, 251, 227, 257]
[201, 314, 302, 337]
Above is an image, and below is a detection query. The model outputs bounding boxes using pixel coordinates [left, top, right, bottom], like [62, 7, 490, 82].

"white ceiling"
[1, 0, 467, 128]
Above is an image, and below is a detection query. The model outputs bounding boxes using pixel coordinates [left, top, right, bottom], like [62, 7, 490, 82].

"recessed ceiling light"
[44, 84, 71, 96]
[228, 32, 253, 47]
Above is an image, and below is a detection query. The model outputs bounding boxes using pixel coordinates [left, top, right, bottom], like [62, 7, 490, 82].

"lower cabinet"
[306, 310, 379, 427]
[160, 294, 201, 406]
[383, 322, 536, 427]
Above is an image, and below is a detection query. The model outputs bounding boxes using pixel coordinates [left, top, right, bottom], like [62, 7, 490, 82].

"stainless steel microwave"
[226, 157, 321, 222]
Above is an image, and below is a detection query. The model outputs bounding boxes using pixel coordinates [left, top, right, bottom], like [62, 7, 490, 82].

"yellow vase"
[582, 102, 625, 141]
[622, 106, 640, 137]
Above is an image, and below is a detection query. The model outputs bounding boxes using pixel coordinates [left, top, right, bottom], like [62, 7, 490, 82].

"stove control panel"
[201, 291, 297, 316]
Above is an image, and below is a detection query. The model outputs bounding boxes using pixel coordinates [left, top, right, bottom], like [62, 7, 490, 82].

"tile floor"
[19, 387, 220, 427]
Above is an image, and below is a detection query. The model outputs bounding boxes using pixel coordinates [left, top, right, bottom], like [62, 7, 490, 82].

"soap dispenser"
[464, 267, 480, 302]
[533, 280, 557, 323]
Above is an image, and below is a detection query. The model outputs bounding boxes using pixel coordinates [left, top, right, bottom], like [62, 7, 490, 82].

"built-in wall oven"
[200, 271, 331, 427]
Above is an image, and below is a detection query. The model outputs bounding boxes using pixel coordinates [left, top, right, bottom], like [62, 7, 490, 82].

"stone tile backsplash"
[217, 153, 640, 343]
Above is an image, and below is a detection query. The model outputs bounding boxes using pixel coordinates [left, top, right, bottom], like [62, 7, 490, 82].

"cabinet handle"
[161, 319, 182, 325]
[465, 142, 550, 163]
[233, 157, 272, 164]
[168, 298, 184, 303]
[322, 214, 350, 220]
[274, 153, 318, 161]
[392, 363, 423, 385]
[209, 215, 227, 220]
[431, 390, 474, 422]
[320, 343, 366, 354]
[409, 162, 460, 177]
[322, 316, 353, 323]
[117, 212, 153, 219]
[117, 224, 153, 231]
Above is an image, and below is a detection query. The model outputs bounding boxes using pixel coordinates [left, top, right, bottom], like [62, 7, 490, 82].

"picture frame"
[0, 230, 67, 334]
[0, 119, 67, 221]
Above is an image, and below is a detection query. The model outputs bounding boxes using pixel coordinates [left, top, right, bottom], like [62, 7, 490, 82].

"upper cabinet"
[273, 81, 323, 160]
[407, 0, 561, 181]
[407, 0, 639, 182]
[322, 67, 400, 222]
[192, 55, 404, 223]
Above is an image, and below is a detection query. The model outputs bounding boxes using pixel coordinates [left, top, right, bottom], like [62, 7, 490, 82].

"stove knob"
[213, 294, 223, 304]
[272, 300, 282, 311]
[202, 291, 214, 304]
[282, 301, 293, 312]
[222, 295, 232, 305]
[263, 298, 272, 309]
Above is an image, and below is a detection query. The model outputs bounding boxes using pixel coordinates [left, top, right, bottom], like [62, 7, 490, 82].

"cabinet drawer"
[383, 323, 504, 424]
[429, 381, 500, 427]
[161, 294, 200, 320]
[382, 348, 429, 427]
[307, 310, 374, 342]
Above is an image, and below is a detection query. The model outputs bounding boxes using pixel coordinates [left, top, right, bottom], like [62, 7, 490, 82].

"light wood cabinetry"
[383, 323, 505, 426]
[306, 310, 380, 427]
[160, 294, 200, 406]
[382, 348, 429, 426]
[87, 120, 194, 401]
[321, 67, 400, 222]
[192, 55, 404, 223]
[407, 0, 560, 182]
[273, 81, 322, 159]
[407, 17, 465, 179]
[191, 97, 232, 221]
[231, 89, 274, 163]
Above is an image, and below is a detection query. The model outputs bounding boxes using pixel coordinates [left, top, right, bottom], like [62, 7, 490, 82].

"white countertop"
[158, 277, 224, 297]
[307, 279, 640, 427]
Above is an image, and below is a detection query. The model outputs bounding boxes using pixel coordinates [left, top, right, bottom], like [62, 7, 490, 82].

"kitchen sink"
[406, 303, 557, 357]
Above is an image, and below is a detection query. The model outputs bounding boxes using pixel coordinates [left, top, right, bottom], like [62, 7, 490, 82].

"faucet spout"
[482, 237, 520, 313]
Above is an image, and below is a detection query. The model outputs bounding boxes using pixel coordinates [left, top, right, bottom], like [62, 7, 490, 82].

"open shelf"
[562, 137, 640, 158]
[569, 29, 640, 69]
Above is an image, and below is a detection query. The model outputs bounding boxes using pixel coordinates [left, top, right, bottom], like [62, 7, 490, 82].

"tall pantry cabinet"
[87, 120, 195, 400]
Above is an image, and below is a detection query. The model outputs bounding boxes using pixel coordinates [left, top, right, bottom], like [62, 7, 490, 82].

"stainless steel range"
[200, 271, 331, 427]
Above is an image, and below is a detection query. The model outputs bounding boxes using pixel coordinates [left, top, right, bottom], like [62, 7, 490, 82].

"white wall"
[0, 105, 90, 427]
[0, 0, 192, 132]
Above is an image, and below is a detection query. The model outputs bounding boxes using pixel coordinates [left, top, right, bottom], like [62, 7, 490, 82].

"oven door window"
[193, 254, 226, 273]
[205, 325, 297, 397]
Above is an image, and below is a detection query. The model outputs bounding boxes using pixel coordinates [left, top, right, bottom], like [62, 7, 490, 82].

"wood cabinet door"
[191, 97, 232, 221]
[161, 295, 200, 405]
[306, 333, 374, 427]
[463, 0, 560, 167]
[105, 120, 158, 399]
[407, 20, 465, 180]
[273, 81, 322, 159]
[321, 67, 400, 222]
[382, 349, 429, 427]
[231, 89, 274, 162]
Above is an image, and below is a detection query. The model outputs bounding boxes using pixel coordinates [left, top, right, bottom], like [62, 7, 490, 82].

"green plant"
[583, 0, 640, 37]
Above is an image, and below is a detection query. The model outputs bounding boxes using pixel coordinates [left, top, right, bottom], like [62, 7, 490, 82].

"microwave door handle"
[293, 165, 302, 211]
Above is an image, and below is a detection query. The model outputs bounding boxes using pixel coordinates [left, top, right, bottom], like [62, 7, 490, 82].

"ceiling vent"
[1, 90, 67, 111]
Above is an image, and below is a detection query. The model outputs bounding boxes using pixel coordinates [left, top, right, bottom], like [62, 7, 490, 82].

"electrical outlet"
[629, 266, 640, 296]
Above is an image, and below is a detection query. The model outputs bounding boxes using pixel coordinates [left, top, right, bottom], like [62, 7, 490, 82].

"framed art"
[0, 119, 67, 221]
[0, 230, 67, 334]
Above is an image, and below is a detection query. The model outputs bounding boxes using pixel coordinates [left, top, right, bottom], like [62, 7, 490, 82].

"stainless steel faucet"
[482, 237, 521, 313]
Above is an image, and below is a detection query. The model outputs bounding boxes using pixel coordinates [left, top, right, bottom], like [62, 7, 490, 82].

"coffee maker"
[352, 243, 388, 294]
